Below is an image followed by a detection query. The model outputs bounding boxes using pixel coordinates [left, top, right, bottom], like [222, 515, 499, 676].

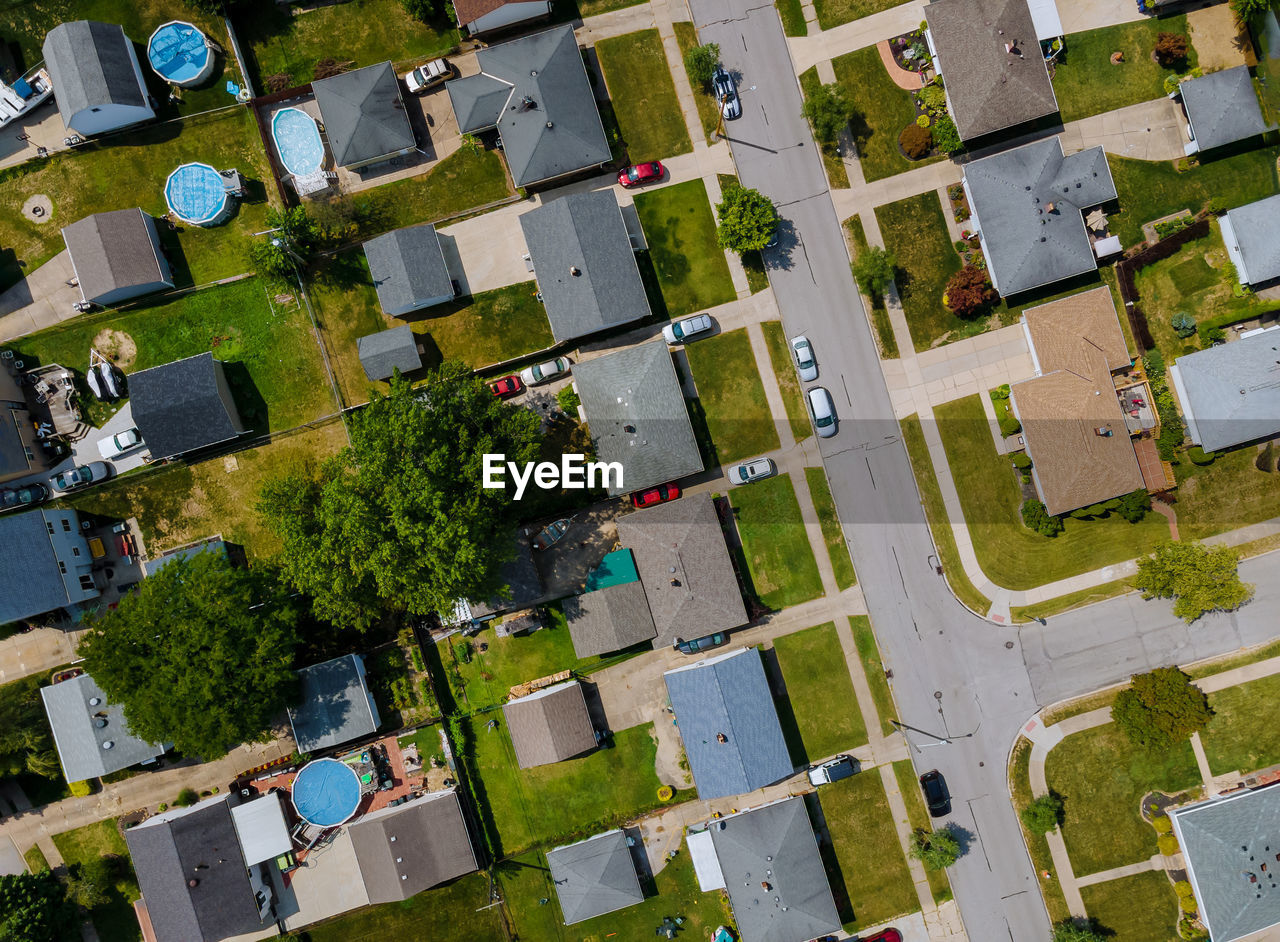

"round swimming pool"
[271, 107, 325, 178]
[291, 758, 361, 828]
[164, 162, 230, 226]
[147, 21, 214, 87]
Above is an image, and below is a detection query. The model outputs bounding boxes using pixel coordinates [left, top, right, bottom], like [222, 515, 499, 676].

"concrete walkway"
[0, 251, 83, 344]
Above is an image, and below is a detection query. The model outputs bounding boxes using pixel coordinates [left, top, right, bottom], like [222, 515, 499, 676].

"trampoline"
[291, 758, 362, 828]
[147, 21, 215, 87]
[271, 107, 325, 177]
[164, 162, 231, 226]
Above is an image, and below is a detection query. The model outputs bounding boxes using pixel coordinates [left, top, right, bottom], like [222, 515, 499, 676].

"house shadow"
[221, 360, 269, 435]
[622, 825, 659, 898]
[802, 791, 856, 926]
[156, 223, 195, 290]
[758, 645, 807, 770]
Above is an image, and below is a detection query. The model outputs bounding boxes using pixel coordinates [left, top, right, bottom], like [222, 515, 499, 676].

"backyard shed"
[363, 223, 455, 316]
[62, 208, 173, 306]
[128, 352, 245, 460]
[357, 325, 423, 381]
[43, 20, 155, 135]
[502, 679, 597, 768]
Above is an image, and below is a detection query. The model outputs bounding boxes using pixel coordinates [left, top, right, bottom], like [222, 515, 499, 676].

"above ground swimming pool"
[147, 21, 214, 87]
[164, 162, 230, 226]
[291, 758, 362, 828]
[271, 107, 325, 178]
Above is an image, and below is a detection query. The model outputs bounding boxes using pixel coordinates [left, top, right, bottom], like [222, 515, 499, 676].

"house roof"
[469, 538, 544, 618]
[446, 25, 610, 186]
[964, 138, 1116, 296]
[563, 560, 657, 658]
[925, 0, 1057, 140]
[358, 325, 423, 381]
[1168, 327, 1280, 453]
[453, 0, 546, 25]
[1171, 785, 1280, 942]
[128, 352, 242, 460]
[1222, 193, 1280, 286]
[1023, 285, 1130, 376]
[363, 224, 454, 315]
[40, 672, 164, 782]
[663, 648, 792, 800]
[546, 830, 644, 924]
[572, 341, 703, 496]
[141, 539, 227, 578]
[519, 190, 650, 342]
[287, 653, 382, 754]
[1182, 65, 1268, 153]
[42, 21, 148, 124]
[0, 510, 77, 624]
[62, 208, 169, 304]
[502, 680, 596, 768]
[312, 61, 416, 167]
[228, 792, 292, 867]
[616, 492, 746, 648]
[348, 789, 478, 903]
[708, 798, 841, 942]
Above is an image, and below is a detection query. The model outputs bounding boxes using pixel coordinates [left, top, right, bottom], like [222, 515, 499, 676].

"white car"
[808, 386, 837, 438]
[402, 58, 452, 93]
[808, 755, 857, 786]
[729, 456, 775, 485]
[790, 335, 817, 381]
[519, 357, 571, 386]
[97, 428, 142, 460]
[662, 313, 714, 344]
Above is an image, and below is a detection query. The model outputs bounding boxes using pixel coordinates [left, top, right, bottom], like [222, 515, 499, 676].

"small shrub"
[156, 803, 167, 812]
[932, 114, 963, 155]
[1021, 472, 1032, 484]
[919, 84, 948, 114]
[1171, 311, 1197, 338]
[954, 239, 968, 253]
[1154, 32, 1189, 66]
[1153, 814, 1173, 834]
[68, 780, 92, 798]
[1178, 894, 1198, 913]
[174, 787, 198, 808]
[1158, 833, 1180, 855]
[999, 415, 1023, 437]
[1021, 794, 1064, 834]
[1022, 499, 1063, 537]
[900, 123, 933, 159]
[410, 645, 426, 673]
[557, 386, 581, 413]
[944, 265, 997, 317]
[1164, 73, 1182, 96]
[1174, 880, 1194, 898]
[1256, 441, 1275, 472]
[1198, 323, 1225, 346]
[684, 42, 720, 89]
[916, 113, 931, 128]
[1188, 446, 1217, 466]
[1011, 452, 1032, 470]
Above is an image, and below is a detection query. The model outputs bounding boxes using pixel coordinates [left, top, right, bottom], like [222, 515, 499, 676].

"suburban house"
[43, 21, 155, 136]
[62, 208, 174, 307]
[571, 340, 704, 497]
[519, 190, 650, 343]
[128, 352, 246, 461]
[964, 137, 1118, 297]
[288, 653, 383, 755]
[1179, 65, 1269, 156]
[40, 671, 165, 782]
[446, 25, 611, 188]
[348, 789, 479, 903]
[467, 538, 545, 620]
[1009, 287, 1148, 515]
[1221, 193, 1280, 288]
[563, 549, 657, 658]
[363, 223, 456, 316]
[1169, 326, 1280, 453]
[0, 508, 99, 625]
[358, 325, 423, 382]
[502, 679, 598, 769]
[616, 492, 747, 649]
[1169, 785, 1280, 942]
[452, 0, 552, 36]
[664, 647, 792, 800]
[0, 366, 48, 484]
[546, 829, 644, 925]
[312, 61, 417, 170]
[686, 797, 842, 942]
[923, 0, 1058, 142]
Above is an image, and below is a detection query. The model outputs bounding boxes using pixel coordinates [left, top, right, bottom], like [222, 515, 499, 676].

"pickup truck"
[403, 58, 453, 94]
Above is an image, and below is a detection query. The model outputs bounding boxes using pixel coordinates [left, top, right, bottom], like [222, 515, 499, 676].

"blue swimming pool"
[271, 107, 325, 177]
[164, 162, 229, 226]
[147, 21, 213, 87]
[291, 758, 361, 828]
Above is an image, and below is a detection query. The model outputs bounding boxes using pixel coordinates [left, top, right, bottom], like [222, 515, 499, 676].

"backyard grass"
[633, 179, 736, 317]
[1044, 723, 1200, 876]
[893, 759, 953, 905]
[727, 472, 825, 610]
[846, 214, 898, 358]
[596, 30, 692, 164]
[22, 843, 49, 873]
[1052, 17, 1197, 123]
[1172, 440, 1280, 541]
[1202, 673, 1280, 776]
[760, 322, 811, 443]
[52, 819, 141, 942]
[934, 394, 1169, 590]
[807, 468, 858, 591]
[773, 622, 868, 760]
[673, 22, 723, 143]
[364, 637, 437, 729]
[815, 0, 913, 31]
[1010, 578, 1134, 624]
[1007, 739, 1070, 923]
[306, 873, 502, 942]
[800, 68, 851, 189]
[851, 616, 896, 738]
[875, 193, 967, 351]
[685, 327, 781, 463]
[1079, 870, 1181, 942]
[777, 0, 808, 36]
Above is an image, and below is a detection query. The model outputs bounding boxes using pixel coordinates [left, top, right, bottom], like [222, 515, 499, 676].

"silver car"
[808, 386, 837, 438]
[50, 461, 112, 493]
[729, 456, 775, 485]
[790, 335, 817, 381]
[662, 313, 713, 344]
[519, 357, 571, 386]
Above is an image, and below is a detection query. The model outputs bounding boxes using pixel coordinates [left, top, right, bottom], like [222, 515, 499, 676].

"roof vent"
[546, 121, 554, 129]
[102, 740, 114, 750]
[390, 836, 397, 842]
[530, 69, 538, 77]
[188, 879, 199, 888]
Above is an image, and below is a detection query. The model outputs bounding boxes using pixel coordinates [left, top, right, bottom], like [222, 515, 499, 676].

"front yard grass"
[1007, 739, 1070, 923]
[727, 472, 825, 610]
[1173, 440, 1280, 542]
[807, 468, 857, 591]
[761, 322, 811, 442]
[633, 179, 736, 317]
[815, 0, 914, 31]
[893, 759, 952, 905]
[52, 819, 141, 942]
[596, 30, 692, 164]
[685, 327, 781, 463]
[777, 0, 808, 36]
[673, 22, 723, 143]
[22, 843, 49, 873]
[875, 193, 967, 351]
[846, 214, 898, 358]
[773, 622, 868, 760]
[800, 68, 850, 189]
[306, 873, 502, 942]
[851, 616, 895, 737]
[1079, 869, 1181, 942]
[1202, 673, 1280, 776]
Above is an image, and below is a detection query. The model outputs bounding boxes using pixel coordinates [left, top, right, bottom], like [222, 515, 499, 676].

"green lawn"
[846, 214, 898, 358]
[673, 22, 723, 144]
[777, 0, 808, 36]
[876, 193, 968, 351]
[1079, 870, 1181, 942]
[573, 0, 651, 16]
[1175, 443, 1280, 541]
[633, 179, 736, 317]
[1044, 723, 1200, 876]
[597, 30, 692, 164]
[728, 472, 825, 610]
[834, 46, 943, 184]
[306, 873, 502, 942]
[893, 760, 952, 905]
[1202, 673, 1280, 776]
[686, 327, 781, 463]
[851, 616, 896, 738]
[1010, 578, 1134, 624]
[23, 843, 49, 873]
[52, 819, 141, 942]
[1008, 739, 1071, 922]
[934, 394, 1169, 590]
[364, 636, 437, 729]
[773, 623, 868, 760]
[806, 468, 857, 591]
[1052, 17, 1197, 123]
[815, 0, 912, 31]
[800, 68, 851, 189]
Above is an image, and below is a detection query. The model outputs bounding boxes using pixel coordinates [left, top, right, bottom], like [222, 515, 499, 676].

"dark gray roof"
[519, 191, 649, 342]
[313, 61, 416, 167]
[0, 510, 76, 624]
[287, 653, 382, 754]
[358, 325, 423, 381]
[128, 352, 243, 460]
[708, 798, 841, 942]
[1224, 193, 1280, 285]
[125, 797, 265, 942]
[664, 647, 792, 800]
[41, 673, 164, 782]
[363, 224, 454, 315]
[62, 208, 169, 305]
[546, 830, 643, 924]
[964, 138, 1115, 296]
[1168, 328, 1280, 452]
[1182, 65, 1268, 152]
[141, 539, 227, 578]
[349, 790, 478, 903]
[564, 581, 656, 657]
[446, 25, 610, 186]
[42, 21, 148, 125]
[502, 680, 597, 768]
[470, 538, 544, 618]
[572, 341, 703, 496]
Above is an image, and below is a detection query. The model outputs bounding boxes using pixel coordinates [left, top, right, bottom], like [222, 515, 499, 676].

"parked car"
[674, 632, 727, 655]
[861, 930, 903, 942]
[97, 427, 142, 460]
[790, 335, 817, 381]
[807, 386, 837, 438]
[920, 769, 951, 817]
[402, 58, 452, 93]
[662, 313, 714, 344]
[519, 357, 571, 386]
[0, 482, 48, 511]
[713, 66, 741, 119]
[49, 462, 112, 494]
[631, 483, 681, 509]
[618, 161, 664, 188]
[807, 754, 857, 786]
[487, 375, 524, 399]
[729, 456, 775, 485]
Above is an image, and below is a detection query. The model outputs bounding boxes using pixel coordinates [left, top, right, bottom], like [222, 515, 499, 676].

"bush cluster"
[900, 123, 933, 159]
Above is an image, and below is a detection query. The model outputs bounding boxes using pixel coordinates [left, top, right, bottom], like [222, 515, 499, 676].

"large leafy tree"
[0, 676, 59, 780]
[78, 554, 300, 759]
[801, 81, 857, 147]
[1021, 793, 1064, 835]
[1052, 921, 1107, 942]
[1111, 667, 1212, 750]
[909, 827, 960, 870]
[1135, 541, 1254, 623]
[259, 367, 542, 631]
[852, 245, 897, 298]
[716, 184, 779, 254]
[684, 42, 720, 89]
[0, 870, 76, 942]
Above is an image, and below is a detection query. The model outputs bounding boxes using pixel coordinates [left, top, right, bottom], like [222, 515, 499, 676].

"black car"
[920, 769, 951, 817]
[674, 632, 728, 655]
[0, 482, 48, 511]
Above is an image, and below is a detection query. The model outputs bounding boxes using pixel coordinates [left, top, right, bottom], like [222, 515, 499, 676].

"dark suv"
[674, 632, 728, 655]
[0, 482, 48, 511]
[920, 769, 951, 817]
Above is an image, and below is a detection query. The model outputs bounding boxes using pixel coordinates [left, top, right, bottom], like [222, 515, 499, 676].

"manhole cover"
[933, 691, 943, 700]
[1005, 641, 1015, 649]
[22, 194, 52, 224]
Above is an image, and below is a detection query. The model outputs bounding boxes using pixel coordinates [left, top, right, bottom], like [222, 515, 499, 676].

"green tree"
[931, 114, 962, 155]
[1116, 488, 1151, 523]
[65, 858, 112, 911]
[684, 42, 720, 89]
[1172, 311, 1197, 338]
[801, 82, 857, 147]
[0, 870, 76, 942]
[1020, 793, 1063, 835]
[1256, 441, 1275, 472]
[259, 367, 542, 631]
[0, 676, 58, 781]
[249, 206, 319, 278]
[400, 0, 437, 20]
[909, 827, 960, 870]
[1134, 541, 1255, 622]
[1231, 0, 1270, 22]
[852, 245, 897, 298]
[77, 554, 300, 759]
[1111, 667, 1212, 749]
[1021, 499, 1063, 537]
[1052, 920, 1107, 942]
[715, 185, 779, 253]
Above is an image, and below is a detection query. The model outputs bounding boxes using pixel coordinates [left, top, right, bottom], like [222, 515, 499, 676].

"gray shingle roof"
[1222, 193, 1280, 286]
[446, 25, 610, 186]
[62, 208, 171, 305]
[964, 138, 1115, 296]
[564, 580, 656, 657]
[357, 325, 423, 381]
[349, 790, 478, 903]
[708, 798, 841, 942]
[363, 224, 454, 316]
[502, 680, 597, 768]
[0, 510, 78, 624]
[664, 648, 792, 800]
[287, 653, 382, 754]
[1168, 327, 1280, 453]
[572, 341, 703, 496]
[313, 61, 416, 167]
[41, 673, 164, 782]
[469, 538, 544, 618]
[546, 830, 644, 924]
[1182, 65, 1268, 153]
[42, 21, 149, 126]
[519, 190, 650, 342]
[128, 352, 243, 460]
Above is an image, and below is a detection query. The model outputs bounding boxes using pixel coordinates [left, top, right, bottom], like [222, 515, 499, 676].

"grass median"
[728, 472, 824, 610]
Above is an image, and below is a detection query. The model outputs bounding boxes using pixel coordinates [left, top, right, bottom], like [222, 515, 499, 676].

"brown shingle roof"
[452, 0, 514, 25]
[1023, 286, 1130, 376]
[502, 680, 597, 768]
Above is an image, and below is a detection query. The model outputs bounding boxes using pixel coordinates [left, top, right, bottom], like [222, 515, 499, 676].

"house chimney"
[570, 266, 580, 276]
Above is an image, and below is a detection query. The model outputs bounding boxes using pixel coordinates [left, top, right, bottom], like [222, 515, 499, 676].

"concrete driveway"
[0, 251, 82, 343]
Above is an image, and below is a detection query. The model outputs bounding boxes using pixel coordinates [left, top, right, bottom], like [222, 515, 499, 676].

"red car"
[618, 161, 664, 188]
[487, 374, 524, 399]
[860, 930, 903, 942]
[631, 482, 681, 508]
